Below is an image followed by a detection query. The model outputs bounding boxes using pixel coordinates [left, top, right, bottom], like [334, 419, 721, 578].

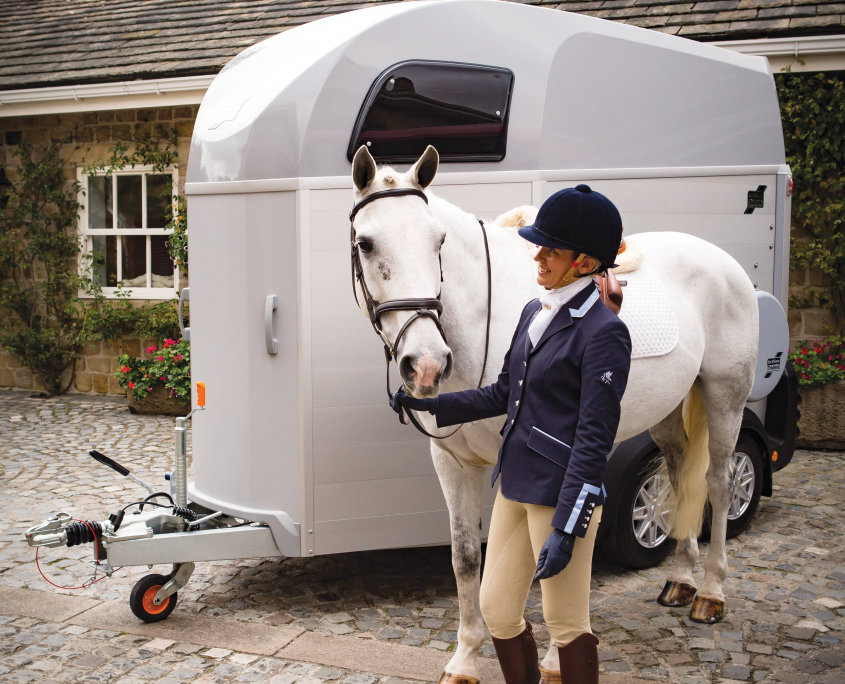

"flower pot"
[127, 385, 190, 416]
[796, 380, 845, 450]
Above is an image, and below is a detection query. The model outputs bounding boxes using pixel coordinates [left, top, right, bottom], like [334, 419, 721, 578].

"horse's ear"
[410, 145, 438, 190]
[352, 145, 377, 193]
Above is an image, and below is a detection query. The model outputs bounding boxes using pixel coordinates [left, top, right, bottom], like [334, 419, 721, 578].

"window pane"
[147, 174, 173, 228]
[91, 235, 117, 287]
[150, 236, 174, 288]
[121, 236, 146, 286]
[116, 175, 142, 228]
[348, 61, 514, 163]
[88, 175, 113, 229]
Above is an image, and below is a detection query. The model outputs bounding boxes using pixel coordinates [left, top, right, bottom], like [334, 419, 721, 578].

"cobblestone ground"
[0, 389, 843, 683]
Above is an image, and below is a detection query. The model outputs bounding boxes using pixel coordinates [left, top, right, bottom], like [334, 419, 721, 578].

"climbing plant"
[776, 70, 845, 327]
[0, 141, 93, 395]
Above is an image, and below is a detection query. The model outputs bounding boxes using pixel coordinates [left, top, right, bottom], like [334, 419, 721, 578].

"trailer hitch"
[25, 512, 76, 548]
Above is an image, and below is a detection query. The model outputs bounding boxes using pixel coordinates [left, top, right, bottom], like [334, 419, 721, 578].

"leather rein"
[350, 187, 492, 442]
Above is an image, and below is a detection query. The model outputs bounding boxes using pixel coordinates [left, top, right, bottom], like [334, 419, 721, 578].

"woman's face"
[533, 246, 577, 289]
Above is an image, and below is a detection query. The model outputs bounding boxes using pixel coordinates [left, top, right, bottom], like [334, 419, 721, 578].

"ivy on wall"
[776, 70, 845, 328]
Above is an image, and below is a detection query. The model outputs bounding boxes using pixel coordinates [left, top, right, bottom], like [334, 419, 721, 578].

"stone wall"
[0, 338, 154, 396]
[0, 104, 195, 396]
[789, 264, 841, 346]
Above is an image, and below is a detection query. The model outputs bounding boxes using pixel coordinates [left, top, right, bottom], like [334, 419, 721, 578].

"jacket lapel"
[529, 284, 597, 356]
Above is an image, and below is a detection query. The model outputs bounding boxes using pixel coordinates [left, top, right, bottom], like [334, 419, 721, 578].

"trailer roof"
[0, 0, 842, 90]
[187, 0, 785, 182]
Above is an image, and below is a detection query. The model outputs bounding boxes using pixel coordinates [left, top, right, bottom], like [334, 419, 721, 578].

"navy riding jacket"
[435, 284, 632, 536]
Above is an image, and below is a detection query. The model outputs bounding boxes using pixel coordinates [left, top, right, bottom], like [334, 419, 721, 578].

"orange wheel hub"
[141, 585, 169, 615]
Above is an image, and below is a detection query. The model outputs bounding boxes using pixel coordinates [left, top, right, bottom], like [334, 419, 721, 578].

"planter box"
[127, 385, 190, 416]
[796, 380, 845, 450]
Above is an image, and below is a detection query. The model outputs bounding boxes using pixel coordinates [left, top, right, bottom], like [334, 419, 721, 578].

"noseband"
[350, 187, 492, 442]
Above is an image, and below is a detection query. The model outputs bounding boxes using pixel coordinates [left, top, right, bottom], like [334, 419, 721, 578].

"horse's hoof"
[539, 666, 562, 684]
[689, 595, 725, 623]
[657, 580, 697, 607]
[437, 673, 480, 684]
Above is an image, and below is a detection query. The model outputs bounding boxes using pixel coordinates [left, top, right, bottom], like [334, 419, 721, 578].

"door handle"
[265, 294, 279, 355]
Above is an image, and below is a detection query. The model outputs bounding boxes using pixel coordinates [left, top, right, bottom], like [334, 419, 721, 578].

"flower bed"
[115, 338, 191, 414]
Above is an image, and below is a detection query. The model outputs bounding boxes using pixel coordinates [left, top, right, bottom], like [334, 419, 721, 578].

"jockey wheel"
[130, 574, 178, 623]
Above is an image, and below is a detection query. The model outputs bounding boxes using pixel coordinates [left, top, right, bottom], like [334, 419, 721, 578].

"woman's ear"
[576, 254, 598, 275]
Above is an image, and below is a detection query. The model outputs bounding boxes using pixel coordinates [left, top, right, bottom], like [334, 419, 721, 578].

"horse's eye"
[357, 239, 373, 254]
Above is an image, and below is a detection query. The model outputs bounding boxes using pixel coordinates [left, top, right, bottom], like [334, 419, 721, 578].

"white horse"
[350, 145, 758, 683]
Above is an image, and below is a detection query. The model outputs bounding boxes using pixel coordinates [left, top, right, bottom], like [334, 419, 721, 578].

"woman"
[391, 184, 632, 684]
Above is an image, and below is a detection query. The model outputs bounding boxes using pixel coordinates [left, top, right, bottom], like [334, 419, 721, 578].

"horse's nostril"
[442, 351, 453, 381]
[399, 355, 416, 382]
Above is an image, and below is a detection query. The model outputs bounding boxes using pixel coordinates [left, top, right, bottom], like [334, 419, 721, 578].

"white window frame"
[77, 164, 180, 299]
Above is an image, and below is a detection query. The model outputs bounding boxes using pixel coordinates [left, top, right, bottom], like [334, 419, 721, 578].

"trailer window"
[348, 61, 514, 163]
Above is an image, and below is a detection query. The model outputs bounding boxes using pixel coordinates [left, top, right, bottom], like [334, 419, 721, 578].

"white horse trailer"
[26, 0, 798, 620]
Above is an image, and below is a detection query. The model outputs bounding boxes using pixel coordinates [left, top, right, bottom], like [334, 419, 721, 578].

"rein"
[350, 187, 492, 443]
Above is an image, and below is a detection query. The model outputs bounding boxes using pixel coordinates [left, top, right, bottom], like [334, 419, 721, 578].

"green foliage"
[776, 71, 845, 327]
[789, 336, 845, 388]
[165, 194, 188, 272]
[0, 140, 95, 395]
[114, 338, 190, 403]
[89, 297, 184, 342]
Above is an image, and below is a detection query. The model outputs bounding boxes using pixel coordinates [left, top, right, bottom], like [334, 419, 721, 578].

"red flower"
[801, 348, 808, 355]
[120, 366, 130, 373]
[146, 346, 157, 353]
[164, 338, 176, 348]
[160, 376, 167, 382]
[156, 356, 164, 362]
[128, 381, 135, 389]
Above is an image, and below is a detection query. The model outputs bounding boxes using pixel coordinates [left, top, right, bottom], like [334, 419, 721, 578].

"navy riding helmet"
[518, 184, 623, 268]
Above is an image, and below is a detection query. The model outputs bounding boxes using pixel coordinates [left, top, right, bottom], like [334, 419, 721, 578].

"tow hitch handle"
[89, 450, 155, 495]
[90, 450, 130, 476]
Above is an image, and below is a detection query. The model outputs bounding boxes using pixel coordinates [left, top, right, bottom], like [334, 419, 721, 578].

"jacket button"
[511, 419, 515, 425]
[519, 380, 523, 386]
[515, 400, 520, 406]
[523, 361, 527, 367]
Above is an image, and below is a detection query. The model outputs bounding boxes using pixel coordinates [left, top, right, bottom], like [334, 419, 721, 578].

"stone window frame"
[77, 164, 180, 299]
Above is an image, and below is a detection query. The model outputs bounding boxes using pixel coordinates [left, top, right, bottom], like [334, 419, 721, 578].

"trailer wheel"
[612, 451, 675, 569]
[130, 574, 177, 622]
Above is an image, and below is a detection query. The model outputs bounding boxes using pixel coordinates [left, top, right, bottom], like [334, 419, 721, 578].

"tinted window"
[348, 61, 514, 163]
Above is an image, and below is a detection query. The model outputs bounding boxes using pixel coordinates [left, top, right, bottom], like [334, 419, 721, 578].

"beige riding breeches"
[479, 488, 602, 646]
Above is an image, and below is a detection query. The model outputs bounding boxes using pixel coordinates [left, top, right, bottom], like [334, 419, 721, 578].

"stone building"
[1, 0, 843, 395]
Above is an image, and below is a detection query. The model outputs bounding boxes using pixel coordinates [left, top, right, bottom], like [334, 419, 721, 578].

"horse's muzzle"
[400, 350, 452, 394]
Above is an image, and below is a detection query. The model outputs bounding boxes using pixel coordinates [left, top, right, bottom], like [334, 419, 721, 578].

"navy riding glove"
[533, 528, 576, 581]
[389, 386, 438, 415]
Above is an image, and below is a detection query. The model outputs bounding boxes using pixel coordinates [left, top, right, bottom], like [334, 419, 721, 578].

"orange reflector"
[196, 382, 206, 408]
[771, 450, 778, 462]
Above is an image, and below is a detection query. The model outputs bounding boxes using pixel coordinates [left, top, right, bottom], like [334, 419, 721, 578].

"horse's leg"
[690, 379, 746, 623]
[432, 444, 488, 683]
[650, 402, 701, 607]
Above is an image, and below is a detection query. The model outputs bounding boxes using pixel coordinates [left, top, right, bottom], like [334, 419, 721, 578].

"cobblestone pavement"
[0, 389, 843, 683]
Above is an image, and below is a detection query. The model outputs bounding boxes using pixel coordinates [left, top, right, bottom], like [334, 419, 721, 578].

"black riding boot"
[490, 619, 541, 684]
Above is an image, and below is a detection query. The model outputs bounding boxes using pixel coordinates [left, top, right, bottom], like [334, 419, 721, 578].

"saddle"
[594, 239, 626, 314]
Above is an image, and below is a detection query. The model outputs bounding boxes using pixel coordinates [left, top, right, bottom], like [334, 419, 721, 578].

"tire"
[130, 574, 177, 623]
[704, 434, 764, 539]
[612, 451, 675, 569]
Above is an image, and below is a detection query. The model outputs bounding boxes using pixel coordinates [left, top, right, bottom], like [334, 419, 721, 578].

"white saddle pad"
[616, 265, 679, 360]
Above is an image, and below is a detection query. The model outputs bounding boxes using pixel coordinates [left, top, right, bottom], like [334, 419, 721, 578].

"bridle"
[349, 187, 492, 442]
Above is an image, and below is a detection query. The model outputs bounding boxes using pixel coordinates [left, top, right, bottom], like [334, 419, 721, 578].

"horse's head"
[350, 145, 452, 397]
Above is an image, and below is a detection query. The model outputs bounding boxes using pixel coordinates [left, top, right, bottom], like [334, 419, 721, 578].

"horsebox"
[26, 0, 798, 621]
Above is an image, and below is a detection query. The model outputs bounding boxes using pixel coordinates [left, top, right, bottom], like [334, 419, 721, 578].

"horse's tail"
[670, 384, 710, 540]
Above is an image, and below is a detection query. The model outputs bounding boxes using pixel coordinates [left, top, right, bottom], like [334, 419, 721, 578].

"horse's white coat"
[351, 147, 759, 680]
